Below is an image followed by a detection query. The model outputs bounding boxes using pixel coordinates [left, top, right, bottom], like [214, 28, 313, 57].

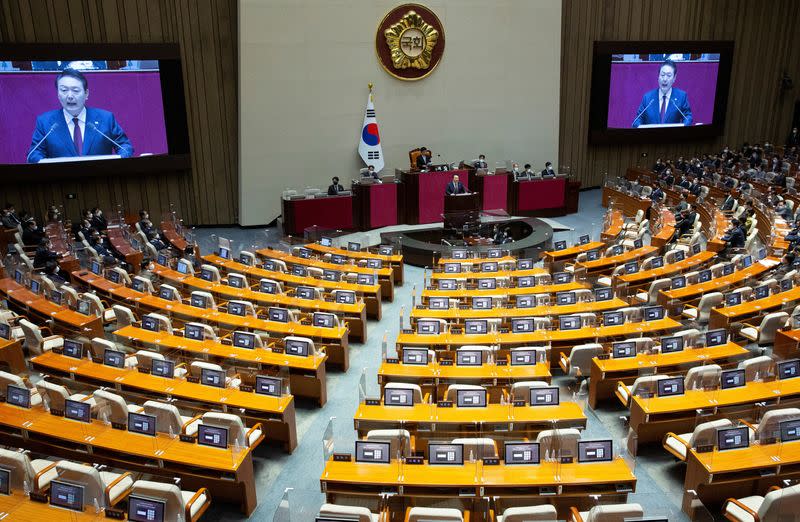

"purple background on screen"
[0, 71, 168, 163]
[607, 62, 719, 128]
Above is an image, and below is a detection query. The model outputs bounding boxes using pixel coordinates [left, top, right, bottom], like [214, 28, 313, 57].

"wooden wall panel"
[559, 0, 800, 188]
[0, 0, 238, 225]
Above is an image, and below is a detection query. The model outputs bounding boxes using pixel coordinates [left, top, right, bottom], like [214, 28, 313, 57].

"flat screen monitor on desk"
[157, 286, 175, 301]
[218, 247, 230, 260]
[151, 359, 175, 377]
[77, 298, 91, 315]
[720, 369, 745, 389]
[256, 376, 282, 397]
[439, 279, 457, 290]
[660, 335, 684, 354]
[335, 290, 356, 304]
[286, 339, 311, 357]
[233, 332, 256, 350]
[512, 318, 534, 333]
[778, 359, 800, 380]
[128, 495, 166, 522]
[443, 262, 461, 274]
[754, 285, 770, 299]
[64, 399, 91, 423]
[107, 270, 121, 284]
[611, 245, 624, 256]
[725, 292, 742, 306]
[579, 234, 590, 245]
[330, 254, 347, 265]
[741, 255, 753, 268]
[705, 329, 727, 347]
[698, 269, 712, 283]
[595, 287, 613, 301]
[320, 237, 333, 247]
[456, 388, 487, 407]
[624, 261, 639, 274]
[554, 240, 567, 251]
[559, 315, 581, 331]
[384, 387, 414, 406]
[553, 272, 572, 284]
[199, 268, 214, 281]
[780, 419, 800, 442]
[357, 274, 375, 285]
[603, 311, 624, 326]
[49, 480, 84, 512]
[51, 288, 64, 304]
[504, 442, 540, 465]
[671, 276, 686, 289]
[451, 249, 467, 259]
[586, 250, 600, 261]
[428, 443, 464, 465]
[260, 280, 279, 294]
[323, 269, 341, 282]
[6, 385, 30, 408]
[717, 426, 749, 451]
[268, 307, 289, 323]
[612, 341, 636, 359]
[239, 253, 253, 266]
[464, 319, 488, 334]
[650, 256, 664, 268]
[487, 249, 502, 258]
[656, 377, 684, 397]
[0, 323, 8, 341]
[176, 260, 191, 275]
[429, 297, 449, 309]
[295, 286, 314, 299]
[511, 349, 538, 366]
[228, 301, 247, 316]
[516, 295, 535, 308]
[477, 278, 496, 290]
[530, 386, 559, 406]
[721, 263, 735, 276]
[781, 279, 793, 292]
[128, 412, 157, 436]
[456, 350, 482, 366]
[348, 242, 361, 252]
[402, 348, 428, 365]
[198, 424, 228, 449]
[578, 440, 613, 462]
[418, 320, 441, 335]
[517, 276, 534, 288]
[355, 440, 390, 463]
[517, 258, 533, 270]
[643, 305, 665, 321]
[297, 247, 312, 259]
[313, 312, 336, 328]
[103, 349, 125, 368]
[184, 323, 204, 340]
[0, 468, 8, 495]
[90, 259, 102, 275]
[481, 262, 498, 272]
[472, 296, 492, 309]
[291, 265, 308, 277]
[63, 339, 84, 359]
[200, 368, 225, 388]
[556, 291, 576, 305]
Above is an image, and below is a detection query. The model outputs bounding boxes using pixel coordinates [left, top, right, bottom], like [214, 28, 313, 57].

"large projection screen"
[240, 0, 561, 226]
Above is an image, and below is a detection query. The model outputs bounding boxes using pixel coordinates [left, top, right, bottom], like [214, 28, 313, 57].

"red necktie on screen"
[73, 117, 83, 155]
[660, 95, 667, 123]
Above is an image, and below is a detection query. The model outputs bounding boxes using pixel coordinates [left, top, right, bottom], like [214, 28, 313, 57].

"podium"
[443, 192, 480, 231]
[353, 182, 399, 230]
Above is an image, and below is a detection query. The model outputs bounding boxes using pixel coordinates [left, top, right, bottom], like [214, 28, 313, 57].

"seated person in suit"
[416, 147, 432, 170]
[327, 176, 345, 195]
[138, 210, 167, 250]
[631, 59, 693, 128]
[523, 163, 538, 179]
[21, 218, 46, 246]
[34, 238, 65, 281]
[722, 218, 746, 250]
[90, 207, 107, 232]
[474, 154, 488, 169]
[445, 174, 466, 195]
[361, 164, 380, 181]
[721, 194, 736, 211]
[1, 204, 20, 229]
[541, 161, 556, 178]
[509, 162, 524, 180]
[88, 229, 120, 266]
[650, 186, 664, 203]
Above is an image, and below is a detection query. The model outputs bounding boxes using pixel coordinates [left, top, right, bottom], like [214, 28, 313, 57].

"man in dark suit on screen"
[27, 68, 134, 163]
[632, 60, 693, 128]
[445, 174, 466, 195]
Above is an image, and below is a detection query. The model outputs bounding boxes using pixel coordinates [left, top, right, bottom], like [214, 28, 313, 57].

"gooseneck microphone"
[632, 99, 654, 126]
[670, 97, 689, 123]
[26, 122, 58, 162]
[87, 121, 126, 152]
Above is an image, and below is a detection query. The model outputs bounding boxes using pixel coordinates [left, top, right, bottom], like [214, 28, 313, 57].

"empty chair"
[92, 337, 135, 367]
[497, 505, 559, 522]
[112, 305, 136, 327]
[574, 288, 593, 302]
[18, 318, 63, 355]
[597, 265, 625, 287]
[418, 317, 447, 334]
[663, 419, 734, 461]
[569, 503, 644, 522]
[674, 328, 702, 346]
[129, 479, 211, 522]
[158, 284, 181, 302]
[747, 408, 800, 441]
[630, 337, 655, 353]
[738, 355, 774, 381]
[226, 273, 249, 289]
[142, 400, 200, 435]
[681, 292, 723, 323]
[267, 258, 287, 272]
[615, 374, 669, 407]
[0, 447, 57, 492]
[200, 411, 263, 448]
[537, 428, 581, 458]
[575, 312, 597, 327]
[198, 264, 221, 282]
[560, 343, 603, 377]
[383, 382, 424, 404]
[622, 210, 644, 229]
[35, 380, 95, 410]
[511, 380, 550, 401]
[134, 350, 188, 377]
[189, 361, 241, 388]
[534, 317, 551, 330]
[407, 507, 464, 522]
[144, 313, 173, 333]
[664, 248, 687, 264]
[0, 371, 42, 406]
[444, 384, 485, 402]
[283, 335, 317, 354]
[621, 226, 648, 249]
[81, 293, 116, 323]
[740, 312, 789, 344]
[685, 364, 722, 390]
[456, 345, 495, 363]
[510, 346, 548, 364]
[93, 389, 142, 425]
[451, 437, 498, 459]
[709, 262, 727, 278]
[730, 285, 753, 301]
[184, 322, 217, 340]
[618, 306, 641, 323]
[132, 276, 155, 294]
[723, 483, 800, 522]
[190, 291, 216, 310]
[365, 429, 412, 458]
[55, 460, 134, 508]
[634, 278, 671, 305]
[317, 504, 379, 522]
[227, 300, 256, 317]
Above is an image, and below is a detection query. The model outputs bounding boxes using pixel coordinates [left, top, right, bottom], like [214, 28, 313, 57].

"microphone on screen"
[670, 98, 689, 123]
[87, 121, 126, 152]
[632, 99, 654, 126]
[26, 122, 59, 162]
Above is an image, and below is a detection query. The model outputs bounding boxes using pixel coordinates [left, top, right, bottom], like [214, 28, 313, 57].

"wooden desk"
[709, 286, 800, 330]
[601, 210, 623, 242]
[257, 247, 395, 302]
[114, 325, 328, 405]
[0, 491, 113, 520]
[430, 267, 546, 281]
[650, 208, 676, 248]
[588, 342, 749, 408]
[421, 282, 589, 300]
[615, 251, 716, 289]
[305, 243, 404, 285]
[437, 255, 518, 266]
[658, 258, 780, 305]
[628, 377, 800, 447]
[0, 337, 27, 373]
[202, 254, 383, 320]
[106, 225, 144, 269]
[575, 246, 659, 275]
[774, 329, 800, 360]
[44, 222, 81, 273]
[0, 278, 103, 338]
[601, 186, 651, 217]
[409, 298, 629, 323]
[281, 193, 354, 235]
[0, 402, 259, 515]
[541, 242, 607, 267]
[160, 219, 189, 251]
[31, 350, 297, 452]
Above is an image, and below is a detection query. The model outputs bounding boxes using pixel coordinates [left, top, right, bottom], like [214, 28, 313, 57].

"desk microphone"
[632, 99, 654, 126]
[87, 121, 126, 152]
[670, 98, 689, 123]
[26, 123, 58, 162]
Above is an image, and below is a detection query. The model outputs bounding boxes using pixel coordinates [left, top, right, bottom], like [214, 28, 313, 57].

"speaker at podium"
[443, 192, 480, 232]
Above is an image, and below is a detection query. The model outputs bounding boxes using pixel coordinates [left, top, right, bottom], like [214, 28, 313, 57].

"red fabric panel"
[288, 196, 353, 234]
[418, 169, 470, 224]
[517, 178, 566, 211]
[480, 174, 508, 211]
[369, 183, 398, 228]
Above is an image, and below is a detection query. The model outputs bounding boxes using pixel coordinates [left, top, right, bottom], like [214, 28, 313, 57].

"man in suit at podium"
[631, 59, 693, 128]
[27, 68, 134, 163]
[445, 174, 467, 195]
[474, 154, 488, 169]
[416, 147, 432, 170]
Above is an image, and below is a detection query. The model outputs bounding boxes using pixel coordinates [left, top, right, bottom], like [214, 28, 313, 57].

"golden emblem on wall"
[376, 4, 445, 81]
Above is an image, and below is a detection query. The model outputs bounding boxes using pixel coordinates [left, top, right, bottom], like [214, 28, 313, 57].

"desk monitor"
[0, 468, 8, 495]
[472, 296, 492, 309]
[725, 292, 742, 307]
[151, 359, 174, 378]
[428, 443, 464, 465]
[443, 262, 461, 274]
[366, 258, 383, 270]
[611, 245, 624, 256]
[578, 440, 613, 462]
[13, 269, 23, 285]
[295, 286, 315, 300]
[721, 263, 735, 276]
[176, 260, 191, 275]
[418, 320, 441, 335]
[742, 255, 753, 268]
[603, 311, 624, 326]
[554, 240, 567, 251]
[451, 249, 467, 260]
[438, 279, 457, 290]
[218, 247, 230, 260]
[355, 440, 390, 463]
[199, 268, 214, 282]
[511, 318, 534, 333]
[297, 247, 312, 259]
[156, 253, 168, 267]
[256, 375, 282, 397]
[313, 312, 336, 328]
[233, 331, 257, 350]
[511, 349, 538, 366]
[481, 262, 498, 273]
[185, 323, 204, 340]
[239, 253, 253, 266]
[698, 269, 712, 283]
[103, 348, 126, 369]
[456, 388, 487, 407]
[530, 386, 559, 406]
[64, 399, 91, 423]
[778, 359, 800, 380]
[643, 305, 665, 321]
[335, 290, 356, 304]
[660, 335, 684, 354]
[190, 293, 208, 309]
[378, 245, 393, 256]
[268, 307, 290, 323]
[624, 261, 639, 274]
[477, 278, 496, 290]
[90, 259, 102, 275]
[717, 426, 749, 451]
[200, 367, 225, 388]
[330, 254, 347, 265]
[504, 441, 540, 465]
[107, 270, 121, 284]
[595, 287, 613, 301]
[6, 384, 30, 408]
[656, 377, 684, 397]
[612, 341, 636, 359]
[456, 350, 483, 367]
[650, 256, 665, 269]
[517, 276, 534, 288]
[720, 369, 746, 389]
[158, 285, 175, 300]
[487, 248, 502, 258]
[384, 386, 414, 406]
[691, 243, 702, 255]
[128, 412, 157, 436]
[429, 297, 449, 310]
[357, 274, 375, 285]
[516, 295, 535, 308]
[286, 338, 311, 357]
[29, 279, 40, 295]
[197, 424, 228, 449]
[586, 249, 600, 261]
[674, 250, 686, 262]
[402, 348, 428, 365]
[322, 269, 341, 282]
[263, 260, 277, 270]
[128, 495, 166, 522]
[754, 285, 771, 299]
[782, 278, 794, 292]
[320, 237, 333, 247]
[633, 238, 644, 249]
[131, 278, 146, 293]
[348, 242, 361, 252]
[780, 419, 800, 442]
[49, 480, 84, 512]
[0, 323, 9, 341]
[553, 272, 572, 284]
[579, 234, 591, 245]
[291, 265, 308, 277]
[705, 329, 727, 347]
[464, 319, 488, 335]
[77, 298, 91, 316]
[671, 276, 686, 289]
[556, 291, 576, 305]
[559, 315, 581, 331]
[517, 258, 533, 270]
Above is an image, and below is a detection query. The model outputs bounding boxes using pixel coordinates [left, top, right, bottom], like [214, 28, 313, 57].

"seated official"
[541, 162, 556, 178]
[361, 165, 381, 182]
[522, 163, 538, 179]
[90, 207, 107, 232]
[88, 230, 119, 266]
[474, 154, 488, 169]
[776, 201, 793, 221]
[138, 210, 167, 251]
[650, 186, 663, 203]
[721, 218, 746, 250]
[721, 194, 736, 211]
[509, 163, 526, 181]
[445, 174, 467, 195]
[34, 238, 65, 281]
[416, 146, 432, 170]
[1, 204, 21, 229]
[21, 219, 46, 247]
[327, 176, 345, 196]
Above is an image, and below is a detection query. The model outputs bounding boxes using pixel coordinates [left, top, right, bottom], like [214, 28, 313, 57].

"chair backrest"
[384, 382, 423, 404]
[190, 291, 216, 310]
[456, 345, 494, 363]
[109, 267, 131, 285]
[35, 380, 71, 411]
[536, 428, 581, 458]
[757, 312, 790, 343]
[696, 292, 724, 321]
[365, 429, 412, 458]
[646, 278, 672, 304]
[630, 374, 669, 397]
[675, 328, 701, 346]
[451, 438, 498, 459]
[738, 355, 774, 381]
[407, 507, 463, 522]
[91, 337, 117, 359]
[500, 505, 558, 522]
[585, 503, 644, 522]
[568, 343, 604, 376]
[284, 335, 317, 355]
[576, 312, 597, 327]
[55, 460, 106, 508]
[444, 383, 485, 402]
[132, 276, 154, 294]
[318, 504, 374, 522]
[18, 318, 43, 354]
[112, 305, 136, 327]
[0, 448, 38, 492]
[684, 364, 722, 390]
[81, 292, 106, 317]
[756, 408, 800, 441]
[190, 360, 224, 378]
[201, 412, 247, 447]
[688, 418, 733, 447]
[147, 313, 173, 333]
[142, 401, 183, 435]
[134, 350, 165, 369]
[198, 264, 221, 282]
[0, 370, 25, 390]
[92, 388, 132, 425]
[129, 480, 187, 522]
[510, 381, 550, 401]
[227, 300, 256, 317]
[759, 483, 800, 519]
[185, 321, 217, 340]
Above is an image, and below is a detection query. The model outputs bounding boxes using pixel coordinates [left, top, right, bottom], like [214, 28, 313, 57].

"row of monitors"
[715, 421, 800, 451]
[320, 237, 395, 256]
[148, 278, 358, 305]
[11, 270, 94, 315]
[552, 234, 593, 251]
[652, 360, 800, 398]
[427, 287, 615, 311]
[383, 386, 559, 407]
[443, 259, 534, 274]
[399, 347, 542, 366]
[449, 248, 508, 260]
[353, 439, 613, 465]
[436, 272, 573, 290]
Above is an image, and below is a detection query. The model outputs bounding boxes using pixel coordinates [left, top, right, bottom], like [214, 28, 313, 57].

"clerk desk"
[708, 286, 800, 330]
[601, 186, 651, 218]
[0, 401, 260, 515]
[575, 246, 659, 275]
[437, 255, 518, 266]
[305, 243, 404, 285]
[114, 324, 328, 405]
[657, 258, 780, 305]
[409, 298, 629, 323]
[30, 350, 298, 452]
[615, 250, 716, 290]
[588, 342, 749, 408]
[202, 254, 383, 319]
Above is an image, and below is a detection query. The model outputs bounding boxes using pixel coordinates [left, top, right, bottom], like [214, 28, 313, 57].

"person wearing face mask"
[540, 162, 556, 178]
[27, 68, 133, 163]
[511, 163, 528, 181]
[523, 163, 538, 179]
[474, 154, 488, 169]
[361, 165, 380, 182]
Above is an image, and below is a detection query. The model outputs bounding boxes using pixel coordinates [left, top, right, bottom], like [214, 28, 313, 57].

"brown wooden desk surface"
[257, 247, 393, 278]
[409, 297, 629, 321]
[377, 360, 551, 383]
[437, 255, 518, 266]
[592, 342, 748, 375]
[775, 329, 800, 360]
[430, 267, 546, 280]
[659, 257, 780, 302]
[305, 242, 402, 263]
[542, 241, 607, 263]
[576, 246, 659, 273]
[422, 282, 589, 299]
[650, 208, 676, 247]
[601, 210, 624, 242]
[709, 286, 800, 329]
[0, 491, 110, 520]
[616, 251, 716, 285]
[160, 220, 188, 250]
[0, 337, 27, 373]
